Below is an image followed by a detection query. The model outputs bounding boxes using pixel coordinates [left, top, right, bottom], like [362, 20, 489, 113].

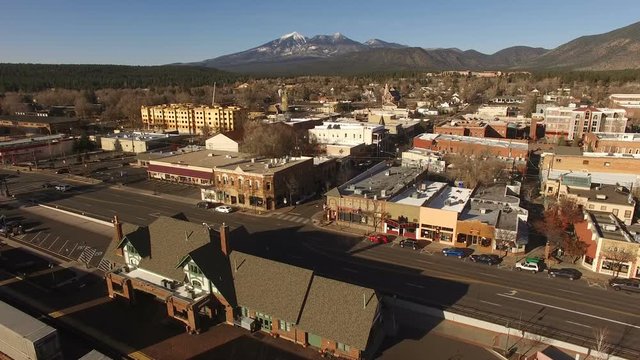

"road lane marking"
[497, 293, 640, 329]
[415, 259, 434, 264]
[566, 320, 592, 329]
[47, 236, 60, 249]
[479, 300, 502, 307]
[557, 288, 582, 295]
[406, 283, 424, 289]
[479, 272, 499, 278]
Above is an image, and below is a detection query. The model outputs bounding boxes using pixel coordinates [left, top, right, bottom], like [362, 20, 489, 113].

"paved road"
[3, 170, 640, 358]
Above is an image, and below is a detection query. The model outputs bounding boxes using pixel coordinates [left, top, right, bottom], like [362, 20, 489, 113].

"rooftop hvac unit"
[596, 194, 607, 200]
[385, 171, 391, 176]
[380, 190, 387, 197]
[348, 184, 356, 191]
[603, 224, 617, 232]
[410, 192, 420, 199]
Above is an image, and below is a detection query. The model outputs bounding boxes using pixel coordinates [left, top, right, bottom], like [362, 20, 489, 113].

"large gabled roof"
[298, 275, 379, 351]
[230, 251, 313, 324]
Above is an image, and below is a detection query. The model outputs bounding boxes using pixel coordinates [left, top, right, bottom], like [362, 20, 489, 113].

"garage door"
[307, 333, 322, 348]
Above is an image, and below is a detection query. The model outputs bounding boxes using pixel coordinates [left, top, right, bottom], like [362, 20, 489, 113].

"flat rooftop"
[592, 132, 640, 142]
[339, 164, 423, 199]
[567, 184, 634, 206]
[0, 114, 78, 124]
[545, 170, 640, 188]
[425, 185, 473, 213]
[474, 183, 520, 204]
[461, 201, 519, 231]
[153, 150, 312, 174]
[389, 181, 447, 206]
[416, 133, 529, 150]
[587, 211, 637, 243]
[0, 134, 68, 148]
[102, 131, 179, 142]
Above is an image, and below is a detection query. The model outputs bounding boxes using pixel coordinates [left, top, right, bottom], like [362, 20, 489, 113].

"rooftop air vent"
[596, 194, 607, 200]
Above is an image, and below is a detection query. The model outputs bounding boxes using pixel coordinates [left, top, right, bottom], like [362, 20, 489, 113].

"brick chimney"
[113, 215, 124, 257]
[220, 222, 230, 256]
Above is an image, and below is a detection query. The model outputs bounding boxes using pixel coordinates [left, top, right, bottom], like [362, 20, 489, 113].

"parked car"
[399, 239, 418, 250]
[214, 205, 233, 213]
[196, 201, 214, 209]
[55, 168, 69, 174]
[0, 221, 25, 236]
[41, 182, 55, 189]
[547, 268, 582, 280]
[442, 248, 466, 258]
[515, 261, 541, 273]
[608, 278, 640, 293]
[469, 254, 501, 265]
[55, 184, 72, 192]
[367, 234, 390, 244]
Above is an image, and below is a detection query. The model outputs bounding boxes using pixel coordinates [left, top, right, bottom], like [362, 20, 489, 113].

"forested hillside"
[0, 64, 239, 92]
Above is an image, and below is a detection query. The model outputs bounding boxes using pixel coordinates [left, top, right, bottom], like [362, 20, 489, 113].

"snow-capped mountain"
[193, 32, 396, 68]
[364, 39, 408, 49]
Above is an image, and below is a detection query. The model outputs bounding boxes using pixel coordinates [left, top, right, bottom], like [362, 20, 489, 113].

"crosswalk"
[271, 213, 311, 224]
[78, 247, 97, 265]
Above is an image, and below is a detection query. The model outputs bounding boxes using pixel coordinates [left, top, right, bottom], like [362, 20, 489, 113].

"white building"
[309, 120, 385, 146]
[609, 94, 640, 109]
[100, 131, 179, 154]
[541, 105, 627, 140]
[401, 148, 446, 173]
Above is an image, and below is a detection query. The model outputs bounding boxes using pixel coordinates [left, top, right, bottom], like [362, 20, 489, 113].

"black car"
[609, 278, 640, 293]
[42, 182, 55, 189]
[399, 239, 418, 250]
[55, 168, 69, 174]
[196, 201, 214, 209]
[547, 268, 582, 280]
[469, 254, 501, 265]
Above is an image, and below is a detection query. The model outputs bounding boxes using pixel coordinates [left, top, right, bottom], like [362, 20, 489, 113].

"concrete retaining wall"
[385, 297, 625, 360]
[38, 204, 114, 228]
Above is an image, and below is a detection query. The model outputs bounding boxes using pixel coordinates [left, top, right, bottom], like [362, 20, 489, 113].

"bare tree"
[601, 246, 636, 278]
[591, 327, 611, 360]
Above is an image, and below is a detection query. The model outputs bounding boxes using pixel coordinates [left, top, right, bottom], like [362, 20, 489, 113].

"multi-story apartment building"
[575, 211, 640, 279]
[140, 103, 247, 135]
[541, 106, 627, 141]
[104, 216, 384, 359]
[308, 120, 385, 146]
[583, 132, 640, 154]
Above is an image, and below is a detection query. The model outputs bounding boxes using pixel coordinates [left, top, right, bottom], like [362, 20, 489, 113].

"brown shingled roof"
[230, 251, 313, 323]
[298, 275, 378, 351]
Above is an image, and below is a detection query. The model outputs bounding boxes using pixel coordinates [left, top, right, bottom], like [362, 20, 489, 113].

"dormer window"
[126, 243, 138, 255]
[188, 263, 203, 275]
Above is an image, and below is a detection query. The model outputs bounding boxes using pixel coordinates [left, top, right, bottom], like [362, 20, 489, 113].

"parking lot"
[4, 203, 113, 269]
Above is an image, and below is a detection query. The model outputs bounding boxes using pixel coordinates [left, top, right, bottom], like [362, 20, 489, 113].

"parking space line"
[30, 231, 42, 243]
[39, 233, 52, 245]
[60, 240, 71, 254]
[479, 300, 502, 307]
[47, 236, 61, 249]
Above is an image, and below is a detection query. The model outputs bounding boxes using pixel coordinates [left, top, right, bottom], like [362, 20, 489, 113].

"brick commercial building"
[435, 119, 530, 140]
[0, 134, 74, 165]
[147, 149, 331, 211]
[540, 106, 627, 141]
[583, 132, 640, 154]
[0, 114, 81, 134]
[575, 211, 640, 279]
[104, 215, 384, 359]
[141, 103, 247, 135]
[413, 133, 529, 160]
[539, 148, 640, 196]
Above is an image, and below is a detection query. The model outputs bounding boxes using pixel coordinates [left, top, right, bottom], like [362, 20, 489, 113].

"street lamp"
[49, 263, 56, 286]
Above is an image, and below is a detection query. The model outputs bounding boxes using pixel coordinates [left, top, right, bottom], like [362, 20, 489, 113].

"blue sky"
[1, 0, 639, 65]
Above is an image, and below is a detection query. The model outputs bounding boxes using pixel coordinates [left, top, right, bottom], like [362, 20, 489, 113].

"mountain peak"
[280, 32, 306, 42]
[333, 32, 345, 39]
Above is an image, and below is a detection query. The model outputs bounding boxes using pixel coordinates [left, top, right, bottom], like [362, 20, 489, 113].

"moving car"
[608, 278, 640, 293]
[367, 234, 390, 244]
[196, 201, 214, 209]
[55, 184, 72, 192]
[547, 268, 582, 280]
[214, 205, 233, 213]
[399, 239, 418, 250]
[469, 254, 501, 265]
[442, 247, 466, 258]
[516, 261, 541, 273]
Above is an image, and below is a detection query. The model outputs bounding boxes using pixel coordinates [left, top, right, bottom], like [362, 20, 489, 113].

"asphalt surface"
[2, 169, 640, 358]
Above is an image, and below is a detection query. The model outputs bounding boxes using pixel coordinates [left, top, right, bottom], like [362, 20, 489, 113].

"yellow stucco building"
[141, 103, 247, 135]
